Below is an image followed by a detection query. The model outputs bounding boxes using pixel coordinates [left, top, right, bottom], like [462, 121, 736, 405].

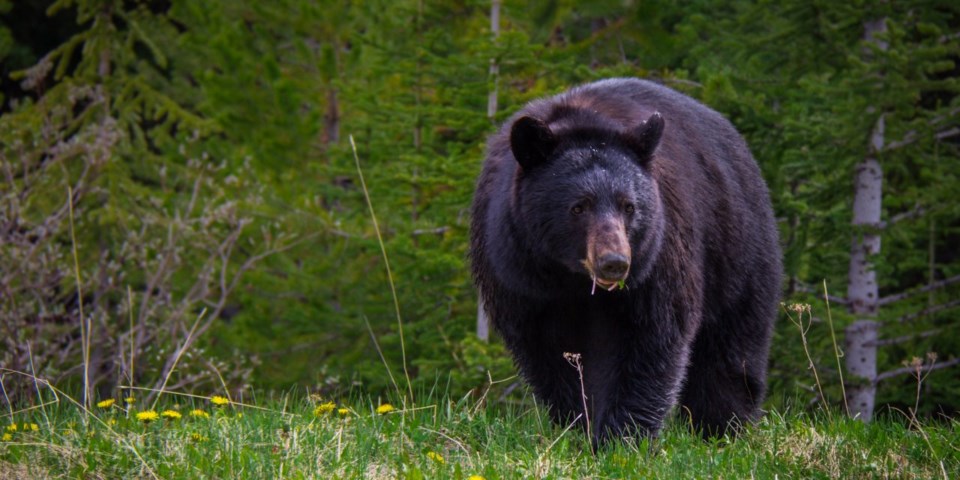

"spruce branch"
[878, 274, 960, 306]
[794, 281, 849, 305]
[879, 205, 925, 229]
[896, 299, 960, 324]
[872, 329, 944, 347]
[875, 357, 960, 384]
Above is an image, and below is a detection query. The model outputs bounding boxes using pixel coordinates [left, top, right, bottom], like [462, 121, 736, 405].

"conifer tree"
[679, 0, 960, 420]
[1, 0, 276, 406]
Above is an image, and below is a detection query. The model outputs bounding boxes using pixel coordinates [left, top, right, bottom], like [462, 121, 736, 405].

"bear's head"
[509, 111, 665, 292]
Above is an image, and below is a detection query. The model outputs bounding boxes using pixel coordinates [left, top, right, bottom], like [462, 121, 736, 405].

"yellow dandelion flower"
[467, 476, 486, 480]
[6, 423, 17, 432]
[190, 409, 210, 418]
[375, 403, 395, 415]
[337, 408, 350, 416]
[426, 451, 445, 464]
[96, 399, 115, 408]
[210, 395, 230, 406]
[314, 401, 336, 416]
[29, 423, 39, 432]
[124, 396, 136, 404]
[136, 410, 159, 423]
[161, 410, 182, 420]
[1, 433, 11, 442]
[191, 432, 208, 442]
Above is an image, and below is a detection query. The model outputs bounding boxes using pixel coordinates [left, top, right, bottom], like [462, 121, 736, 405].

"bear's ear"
[622, 112, 664, 165]
[510, 116, 558, 171]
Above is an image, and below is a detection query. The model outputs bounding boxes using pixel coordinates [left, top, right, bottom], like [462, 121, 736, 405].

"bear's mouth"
[590, 275, 625, 295]
[582, 259, 627, 295]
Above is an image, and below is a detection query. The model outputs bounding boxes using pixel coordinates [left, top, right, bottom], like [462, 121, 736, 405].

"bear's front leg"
[588, 325, 692, 447]
[496, 317, 590, 427]
[519, 341, 590, 426]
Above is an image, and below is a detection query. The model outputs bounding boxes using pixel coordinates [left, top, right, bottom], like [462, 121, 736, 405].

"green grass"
[1, 389, 957, 479]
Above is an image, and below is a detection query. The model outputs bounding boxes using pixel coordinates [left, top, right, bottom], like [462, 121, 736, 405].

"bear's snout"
[598, 252, 630, 279]
[585, 215, 631, 285]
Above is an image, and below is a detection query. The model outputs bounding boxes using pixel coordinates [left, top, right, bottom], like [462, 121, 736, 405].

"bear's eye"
[623, 204, 636, 215]
[571, 204, 585, 215]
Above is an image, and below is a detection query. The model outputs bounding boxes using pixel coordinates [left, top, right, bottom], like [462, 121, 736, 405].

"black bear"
[470, 78, 781, 445]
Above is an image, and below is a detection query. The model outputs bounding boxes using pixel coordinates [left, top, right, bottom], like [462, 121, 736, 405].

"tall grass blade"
[127, 285, 135, 386]
[822, 280, 849, 416]
[150, 307, 206, 411]
[350, 135, 414, 403]
[362, 314, 403, 402]
[67, 186, 91, 409]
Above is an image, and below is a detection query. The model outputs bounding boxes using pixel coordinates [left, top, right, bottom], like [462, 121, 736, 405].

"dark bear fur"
[469, 78, 781, 446]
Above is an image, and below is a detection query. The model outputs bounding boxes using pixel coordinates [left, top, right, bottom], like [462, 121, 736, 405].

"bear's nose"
[598, 253, 629, 279]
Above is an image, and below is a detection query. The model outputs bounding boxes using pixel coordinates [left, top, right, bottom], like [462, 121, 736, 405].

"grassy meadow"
[1, 143, 954, 479]
[1, 383, 956, 479]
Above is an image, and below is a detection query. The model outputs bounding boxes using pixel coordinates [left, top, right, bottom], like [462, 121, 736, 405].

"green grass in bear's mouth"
[582, 259, 627, 294]
[590, 276, 626, 295]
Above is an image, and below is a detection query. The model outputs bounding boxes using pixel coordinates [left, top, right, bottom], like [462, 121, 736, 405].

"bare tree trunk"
[845, 17, 887, 422]
[477, 299, 490, 342]
[478, 0, 501, 341]
[324, 86, 339, 145]
[413, 0, 424, 151]
[486, 0, 501, 122]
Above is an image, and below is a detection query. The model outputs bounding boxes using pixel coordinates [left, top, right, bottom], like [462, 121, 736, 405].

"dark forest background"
[2, 0, 958, 422]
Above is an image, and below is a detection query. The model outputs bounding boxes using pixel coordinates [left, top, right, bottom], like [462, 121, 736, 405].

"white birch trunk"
[845, 17, 887, 421]
[477, 299, 490, 342]
[478, 0, 501, 341]
[487, 0, 501, 121]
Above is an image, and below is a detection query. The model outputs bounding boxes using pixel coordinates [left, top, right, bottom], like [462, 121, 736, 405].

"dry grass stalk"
[784, 303, 830, 416]
[563, 352, 591, 439]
